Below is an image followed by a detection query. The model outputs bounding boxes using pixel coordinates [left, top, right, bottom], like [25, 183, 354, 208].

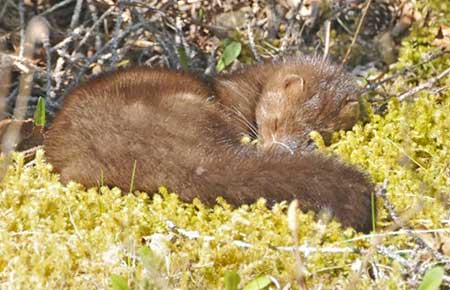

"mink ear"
[283, 74, 305, 91]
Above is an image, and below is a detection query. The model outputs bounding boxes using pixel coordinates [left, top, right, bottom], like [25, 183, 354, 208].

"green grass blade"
[418, 266, 444, 290]
[33, 97, 46, 126]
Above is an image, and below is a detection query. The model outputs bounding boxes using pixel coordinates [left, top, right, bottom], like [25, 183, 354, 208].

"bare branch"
[69, 0, 84, 29]
[322, 20, 331, 63]
[363, 50, 450, 93]
[342, 0, 373, 65]
[246, 15, 261, 63]
[1, 16, 49, 180]
[39, 0, 75, 17]
[398, 65, 450, 101]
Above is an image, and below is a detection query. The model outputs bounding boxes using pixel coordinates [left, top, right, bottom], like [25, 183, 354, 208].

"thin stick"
[43, 33, 52, 99]
[70, 0, 84, 29]
[288, 200, 307, 290]
[110, 2, 125, 66]
[363, 50, 449, 93]
[322, 20, 331, 63]
[74, 7, 114, 51]
[0, 56, 11, 119]
[379, 181, 449, 263]
[75, 21, 146, 83]
[280, 0, 304, 54]
[164, 218, 361, 255]
[342, 0, 373, 65]
[346, 198, 423, 289]
[39, 0, 75, 17]
[85, 0, 102, 51]
[204, 45, 217, 75]
[335, 228, 450, 245]
[0, 16, 49, 180]
[18, 0, 25, 58]
[398, 66, 450, 101]
[246, 15, 261, 63]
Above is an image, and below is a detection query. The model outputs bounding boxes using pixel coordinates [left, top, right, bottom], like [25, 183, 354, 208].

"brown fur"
[44, 66, 374, 233]
[212, 57, 361, 153]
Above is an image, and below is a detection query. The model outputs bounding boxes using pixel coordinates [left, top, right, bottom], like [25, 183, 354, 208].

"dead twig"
[1, 16, 49, 181]
[39, 0, 75, 17]
[363, 50, 450, 93]
[18, 0, 25, 58]
[379, 180, 450, 264]
[74, 21, 146, 83]
[288, 200, 308, 290]
[342, 0, 373, 65]
[280, 0, 304, 55]
[0, 56, 11, 119]
[322, 20, 331, 63]
[70, 0, 84, 29]
[345, 180, 424, 289]
[110, 1, 125, 66]
[398, 65, 450, 101]
[246, 15, 261, 63]
[85, 0, 102, 51]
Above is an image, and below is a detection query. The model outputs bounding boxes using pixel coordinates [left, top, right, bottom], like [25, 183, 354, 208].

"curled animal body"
[44, 64, 374, 233]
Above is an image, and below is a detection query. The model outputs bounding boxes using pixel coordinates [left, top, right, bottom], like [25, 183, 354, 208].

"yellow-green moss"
[1, 2, 450, 288]
[1, 86, 449, 288]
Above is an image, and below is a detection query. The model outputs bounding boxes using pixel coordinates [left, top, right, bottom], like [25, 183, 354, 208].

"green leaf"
[216, 59, 226, 72]
[216, 41, 241, 72]
[33, 97, 46, 126]
[177, 47, 189, 70]
[418, 266, 444, 290]
[110, 274, 129, 290]
[224, 270, 240, 290]
[243, 275, 273, 290]
[138, 246, 163, 270]
[222, 41, 241, 66]
[139, 246, 152, 258]
[221, 38, 232, 48]
[197, 8, 204, 21]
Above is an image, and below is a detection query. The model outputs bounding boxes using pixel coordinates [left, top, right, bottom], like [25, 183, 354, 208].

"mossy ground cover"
[1, 2, 450, 290]
[1, 92, 449, 289]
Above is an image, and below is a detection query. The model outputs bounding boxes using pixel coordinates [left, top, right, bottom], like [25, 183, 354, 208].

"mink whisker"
[230, 105, 259, 138]
[271, 134, 295, 155]
[216, 102, 259, 139]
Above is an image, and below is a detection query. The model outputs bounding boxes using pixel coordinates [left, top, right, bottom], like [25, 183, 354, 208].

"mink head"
[255, 58, 361, 154]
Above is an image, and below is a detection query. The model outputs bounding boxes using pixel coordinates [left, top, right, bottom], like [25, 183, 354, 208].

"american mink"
[212, 56, 361, 153]
[44, 66, 374, 233]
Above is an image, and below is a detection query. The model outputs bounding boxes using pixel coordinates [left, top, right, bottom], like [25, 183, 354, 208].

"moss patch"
[1, 1, 450, 288]
[1, 86, 449, 288]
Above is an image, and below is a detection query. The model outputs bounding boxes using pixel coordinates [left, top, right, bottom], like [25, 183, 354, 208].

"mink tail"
[182, 151, 374, 233]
